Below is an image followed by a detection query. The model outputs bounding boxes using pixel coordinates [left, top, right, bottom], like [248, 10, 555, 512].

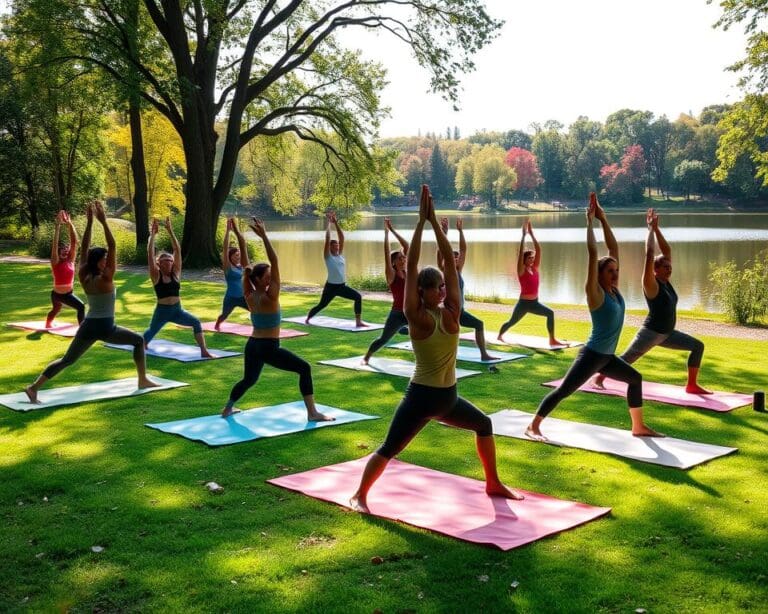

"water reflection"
[254, 212, 768, 310]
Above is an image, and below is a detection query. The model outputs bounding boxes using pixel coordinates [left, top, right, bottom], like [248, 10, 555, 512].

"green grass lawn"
[1, 264, 767, 613]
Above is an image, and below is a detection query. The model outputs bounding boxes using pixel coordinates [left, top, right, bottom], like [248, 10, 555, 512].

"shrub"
[348, 274, 390, 292]
[708, 251, 768, 324]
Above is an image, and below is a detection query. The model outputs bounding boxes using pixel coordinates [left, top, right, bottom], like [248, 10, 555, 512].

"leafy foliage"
[708, 250, 768, 324]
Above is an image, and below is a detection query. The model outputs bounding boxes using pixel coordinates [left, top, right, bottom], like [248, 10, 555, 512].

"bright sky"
[342, 0, 750, 138]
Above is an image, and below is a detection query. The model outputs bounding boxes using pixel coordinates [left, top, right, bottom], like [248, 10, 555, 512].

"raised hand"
[164, 216, 172, 232]
[590, 192, 606, 221]
[86, 203, 94, 222]
[526, 219, 533, 235]
[440, 216, 449, 234]
[647, 208, 659, 230]
[456, 217, 463, 231]
[93, 201, 107, 223]
[250, 217, 266, 238]
[586, 199, 595, 224]
[384, 217, 392, 231]
[150, 219, 159, 235]
[418, 184, 431, 222]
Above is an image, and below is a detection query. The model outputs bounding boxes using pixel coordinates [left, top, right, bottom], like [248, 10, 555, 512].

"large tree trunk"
[129, 100, 150, 255]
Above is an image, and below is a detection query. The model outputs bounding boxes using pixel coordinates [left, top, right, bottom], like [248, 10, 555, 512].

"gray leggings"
[499, 298, 555, 336]
[366, 310, 408, 357]
[144, 302, 202, 343]
[42, 317, 144, 379]
[620, 327, 705, 368]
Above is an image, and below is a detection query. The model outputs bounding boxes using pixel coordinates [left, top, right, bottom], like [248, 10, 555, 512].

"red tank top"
[52, 260, 75, 286]
[390, 274, 405, 311]
[519, 268, 539, 297]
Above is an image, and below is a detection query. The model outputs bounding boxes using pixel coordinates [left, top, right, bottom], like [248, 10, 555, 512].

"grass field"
[1, 263, 767, 613]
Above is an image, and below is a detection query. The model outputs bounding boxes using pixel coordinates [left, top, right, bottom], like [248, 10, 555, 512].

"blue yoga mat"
[145, 401, 377, 446]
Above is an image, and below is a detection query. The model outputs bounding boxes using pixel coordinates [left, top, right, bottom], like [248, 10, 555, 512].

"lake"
[255, 211, 768, 311]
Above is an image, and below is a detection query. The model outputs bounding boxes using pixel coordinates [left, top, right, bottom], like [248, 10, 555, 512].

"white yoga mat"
[388, 341, 529, 364]
[488, 409, 737, 469]
[460, 331, 582, 351]
[283, 315, 384, 332]
[7, 320, 78, 335]
[0, 376, 188, 412]
[319, 356, 481, 379]
[146, 402, 378, 446]
[104, 339, 240, 362]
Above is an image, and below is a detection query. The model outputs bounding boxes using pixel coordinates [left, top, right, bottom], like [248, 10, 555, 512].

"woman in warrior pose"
[350, 186, 522, 513]
[143, 217, 212, 357]
[497, 220, 562, 346]
[305, 211, 366, 327]
[214, 218, 249, 330]
[362, 218, 409, 364]
[221, 219, 333, 422]
[26, 202, 157, 402]
[46, 210, 85, 327]
[526, 194, 661, 441]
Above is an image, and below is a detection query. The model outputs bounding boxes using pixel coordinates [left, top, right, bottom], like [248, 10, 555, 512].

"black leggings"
[47, 290, 86, 325]
[536, 346, 642, 418]
[307, 282, 362, 318]
[228, 338, 313, 403]
[377, 383, 493, 459]
[42, 317, 144, 379]
[499, 298, 555, 336]
[366, 310, 408, 356]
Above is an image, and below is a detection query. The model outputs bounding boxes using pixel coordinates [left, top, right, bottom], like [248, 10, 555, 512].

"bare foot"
[138, 378, 161, 389]
[481, 354, 498, 362]
[308, 411, 336, 422]
[45, 321, 53, 329]
[349, 495, 370, 513]
[201, 350, 214, 359]
[304, 316, 311, 325]
[356, 321, 369, 328]
[486, 482, 525, 500]
[591, 376, 606, 390]
[361, 356, 370, 365]
[496, 333, 505, 342]
[632, 426, 665, 438]
[221, 407, 242, 418]
[25, 386, 40, 404]
[686, 384, 712, 395]
[524, 424, 548, 442]
[550, 339, 565, 347]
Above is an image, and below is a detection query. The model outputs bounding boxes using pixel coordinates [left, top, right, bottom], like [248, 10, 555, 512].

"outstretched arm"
[593, 193, 618, 261]
[387, 218, 409, 256]
[516, 221, 526, 277]
[94, 202, 116, 282]
[528, 220, 541, 269]
[435, 216, 449, 272]
[643, 209, 659, 298]
[80, 204, 93, 267]
[221, 219, 232, 270]
[51, 213, 62, 265]
[405, 195, 428, 322]
[456, 217, 467, 273]
[147, 219, 159, 282]
[232, 220, 249, 268]
[252, 219, 280, 299]
[165, 217, 182, 275]
[322, 213, 332, 258]
[383, 222, 395, 287]
[433, 205, 460, 316]
[585, 201, 603, 311]
[653, 213, 671, 260]
[333, 213, 345, 253]
[66, 213, 78, 263]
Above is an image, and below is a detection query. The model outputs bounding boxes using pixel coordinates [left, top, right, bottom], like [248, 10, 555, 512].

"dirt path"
[4, 255, 767, 341]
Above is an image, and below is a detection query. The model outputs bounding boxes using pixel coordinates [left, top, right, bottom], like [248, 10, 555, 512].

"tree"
[429, 142, 453, 200]
[531, 125, 566, 198]
[674, 160, 709, 200]
[600, 144, 646, 203]
[504, 147, 541, 197]
[15, 0, 502, 266]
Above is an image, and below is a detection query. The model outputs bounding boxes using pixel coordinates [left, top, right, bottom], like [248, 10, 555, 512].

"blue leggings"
[218, 295, 248, 322]
[143, 302, 203, 343]
[307, 282, 362, 318]
[499, 298, 555, 336]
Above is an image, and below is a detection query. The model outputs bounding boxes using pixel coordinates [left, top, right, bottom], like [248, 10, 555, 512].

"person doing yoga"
[592, 209, 710, 394]
[143, 217, 212, 357]
[214, 218, 249, 330]
[25, 202, 157, 403]
[437, 217, 496, 362]
[46, 210, 85, 327]
[525, 193, 662, 442]
[362, 218, 409, 364]
[350, 185, 523, 513]
[498, 220, 563, 346]
[305, 211, 366, 327]
[221, 219, 333, 422]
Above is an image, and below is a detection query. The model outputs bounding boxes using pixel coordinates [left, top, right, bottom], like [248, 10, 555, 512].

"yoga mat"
[198, 321, 308, 339]
[284, 315, 384, 332]
[7, 320, 78, 335]
[319, 356, 481, 380]
[268, 457, 611, 551]
[460, 331, 582, 351]
[388, 340, 529, 364]
[146, 401, 377, 446]
[104, 339, 241, 362]
[542, 377, 753, 412]
[488, 409, 737, 469]
[0, 376, 187, 412]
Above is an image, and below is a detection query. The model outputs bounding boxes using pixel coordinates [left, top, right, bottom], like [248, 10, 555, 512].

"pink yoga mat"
[268, 457, 610, 550]
[7, 321, 78, 336]
[542, 378, 753, 412]
[199, 321, 308, 339]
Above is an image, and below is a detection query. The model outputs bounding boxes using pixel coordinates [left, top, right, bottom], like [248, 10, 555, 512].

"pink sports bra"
[52, 260, 75, 286]
[519, 268, 539, 297]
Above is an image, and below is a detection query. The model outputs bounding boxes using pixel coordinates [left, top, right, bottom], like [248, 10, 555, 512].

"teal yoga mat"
[146, 401, 377, 446]
[0, 376, 188, 412]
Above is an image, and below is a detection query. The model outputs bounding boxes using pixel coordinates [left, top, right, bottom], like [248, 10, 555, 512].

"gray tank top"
[85, 288, 116, 319]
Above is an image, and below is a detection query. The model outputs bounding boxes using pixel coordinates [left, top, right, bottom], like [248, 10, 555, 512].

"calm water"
[254, 211, 768, 311]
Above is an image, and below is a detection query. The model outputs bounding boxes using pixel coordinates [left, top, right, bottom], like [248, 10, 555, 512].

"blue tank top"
[250, 309, 282, 329]
[225, 266, 243, 298]
[586, 289, 625, 355]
